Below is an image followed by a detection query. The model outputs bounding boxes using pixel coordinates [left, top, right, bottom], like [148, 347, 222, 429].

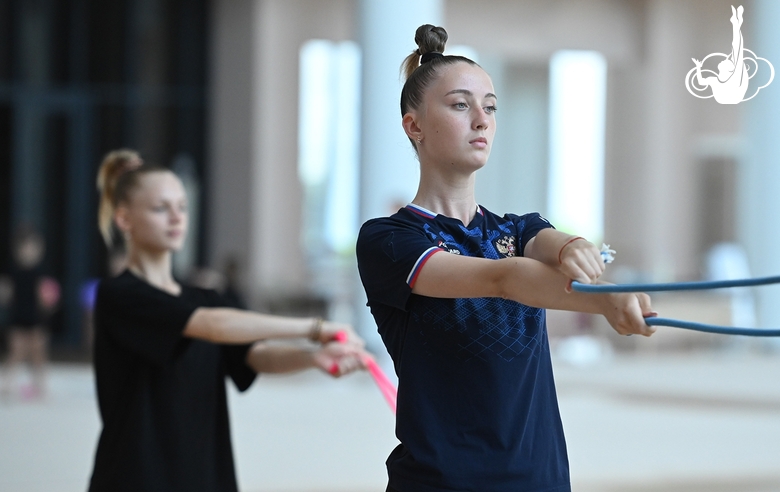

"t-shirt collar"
[405, 203, 484, 221]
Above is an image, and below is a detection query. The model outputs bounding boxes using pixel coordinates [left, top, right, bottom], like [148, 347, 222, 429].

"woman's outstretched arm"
[184, 309, 361, 345]
[413, 252, 656, 336]
[245, 340, 369, 376]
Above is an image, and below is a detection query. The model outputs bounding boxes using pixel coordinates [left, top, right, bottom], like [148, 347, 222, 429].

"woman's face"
[408, 62, 497, 173]
[116, 171, 188, 253]
[14, 238, 44, 268]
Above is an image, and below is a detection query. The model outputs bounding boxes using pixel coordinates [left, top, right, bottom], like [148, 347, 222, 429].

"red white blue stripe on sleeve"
[407, 246, 442, 288]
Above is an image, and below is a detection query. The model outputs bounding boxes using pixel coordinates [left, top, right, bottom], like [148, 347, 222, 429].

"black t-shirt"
[9, 266, 44, 327]
[357, 204, 570, 492]
[88, 270, 256, 492]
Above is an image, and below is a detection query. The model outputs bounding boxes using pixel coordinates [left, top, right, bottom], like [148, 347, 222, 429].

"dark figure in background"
[1, 225, 60, 400]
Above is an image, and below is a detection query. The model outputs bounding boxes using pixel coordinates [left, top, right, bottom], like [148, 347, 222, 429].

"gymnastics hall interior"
[2, 0, 780, 490]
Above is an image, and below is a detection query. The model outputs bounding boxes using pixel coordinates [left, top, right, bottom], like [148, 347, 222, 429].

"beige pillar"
[209, 0, 354, 305]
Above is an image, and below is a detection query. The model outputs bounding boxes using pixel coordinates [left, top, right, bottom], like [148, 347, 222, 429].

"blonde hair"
[96, 149, 165, 246]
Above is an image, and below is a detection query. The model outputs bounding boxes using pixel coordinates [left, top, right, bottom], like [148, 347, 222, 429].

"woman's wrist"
[557, 236, 585, 264]
[308, 317, 323, 343]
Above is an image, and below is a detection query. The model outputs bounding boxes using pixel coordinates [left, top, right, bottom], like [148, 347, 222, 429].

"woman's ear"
[114, 206, 132, 237]
[402, 112, 423, 143]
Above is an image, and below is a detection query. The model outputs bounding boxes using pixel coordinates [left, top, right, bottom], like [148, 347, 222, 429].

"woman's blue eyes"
[452, 102, 498, 114]
[152, 205, 187, 213]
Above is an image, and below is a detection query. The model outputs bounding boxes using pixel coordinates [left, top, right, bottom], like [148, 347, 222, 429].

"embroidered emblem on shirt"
[438, 240, 462, 255]
[495, 236, 517, 257]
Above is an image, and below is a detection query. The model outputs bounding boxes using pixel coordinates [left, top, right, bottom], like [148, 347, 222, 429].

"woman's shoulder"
[97, 270, 135, 293]
[360, 207, 424, 231]
[358, 209, 427, 243]
[96, 270, 180, 302]
[96, 272, 227, 313]
[181, 283, 228, 308]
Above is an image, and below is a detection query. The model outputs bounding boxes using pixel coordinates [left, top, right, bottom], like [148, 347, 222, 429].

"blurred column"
[208, 0, 254, 298]
[358, 0, 442, 222]
[357, 0, 442, 354]
[642, 0, 698, 281]
[210, 0, 312, 303]
[741, 0, 780, 334]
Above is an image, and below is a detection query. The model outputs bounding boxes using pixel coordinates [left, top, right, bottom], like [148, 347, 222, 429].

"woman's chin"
[168, 241, 186, 252]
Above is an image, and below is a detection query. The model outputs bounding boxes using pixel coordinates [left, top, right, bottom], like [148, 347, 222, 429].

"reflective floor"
[1, 350, 779, 492]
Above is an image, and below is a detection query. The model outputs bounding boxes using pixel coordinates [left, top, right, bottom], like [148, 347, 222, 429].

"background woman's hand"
[318, 321, 365, 347]
[313, 342, 371, 377]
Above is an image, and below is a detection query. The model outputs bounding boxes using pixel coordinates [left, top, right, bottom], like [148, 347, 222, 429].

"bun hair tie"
[420, 52, 444, 64]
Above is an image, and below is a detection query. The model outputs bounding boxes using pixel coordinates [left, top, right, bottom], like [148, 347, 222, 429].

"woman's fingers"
[320, 322, 365, 347]
[603, 293, 656, 337]
[560, 244, 605, 285]
[316, 342, 371, 377]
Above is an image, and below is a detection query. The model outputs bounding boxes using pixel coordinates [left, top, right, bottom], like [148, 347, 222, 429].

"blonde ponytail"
[96, 149, 142, 246]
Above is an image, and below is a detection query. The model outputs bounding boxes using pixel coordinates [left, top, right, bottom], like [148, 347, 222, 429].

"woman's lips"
[470, 137, 488, 148]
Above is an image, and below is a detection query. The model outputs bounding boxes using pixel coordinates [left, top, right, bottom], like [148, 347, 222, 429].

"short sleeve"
[507, 212, 555, 255]
[95, 278, 198, 365]
[221, 344, 256, 391]
[195, 288, 257, 390]
[356, 218, 443, 311]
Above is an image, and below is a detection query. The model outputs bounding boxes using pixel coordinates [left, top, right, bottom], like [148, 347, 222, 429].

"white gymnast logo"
[685, 5, 774, 104]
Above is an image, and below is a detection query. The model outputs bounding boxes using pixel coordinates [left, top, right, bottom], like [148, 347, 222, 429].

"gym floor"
[1, 351, 779, 492]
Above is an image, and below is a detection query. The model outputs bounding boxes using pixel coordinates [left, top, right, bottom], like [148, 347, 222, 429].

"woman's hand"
[313, 341, 371, 377]
[317, 321, 365, 347]
[558, 238, 605, 287]
[599, 291, 657, 337]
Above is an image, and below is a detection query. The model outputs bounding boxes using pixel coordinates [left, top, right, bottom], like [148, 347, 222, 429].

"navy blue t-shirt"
[357, 204, 570, 492]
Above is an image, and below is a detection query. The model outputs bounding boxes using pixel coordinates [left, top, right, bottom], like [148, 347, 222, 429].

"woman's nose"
[170, 209, 183, 223]
[472, 108, 489, 129]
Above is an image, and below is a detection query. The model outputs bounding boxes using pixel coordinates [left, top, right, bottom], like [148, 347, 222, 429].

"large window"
[548, 50, 607, 242]
[298, 39, 361, 254]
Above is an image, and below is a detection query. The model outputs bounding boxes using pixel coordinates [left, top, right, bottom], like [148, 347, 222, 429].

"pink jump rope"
[330, 331, 397, 414]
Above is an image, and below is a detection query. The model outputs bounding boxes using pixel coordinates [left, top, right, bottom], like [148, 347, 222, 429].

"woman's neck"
[125, 246, 180, 295]
[412, 165, 478, 225]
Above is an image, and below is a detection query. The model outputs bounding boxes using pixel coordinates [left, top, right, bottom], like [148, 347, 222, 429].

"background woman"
[356, 24, 656, 492]
[0, 225, 59, 401]
[89, 151, 368, 492]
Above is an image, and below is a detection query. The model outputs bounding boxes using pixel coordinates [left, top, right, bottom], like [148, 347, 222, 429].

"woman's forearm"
[523, 228, 578, 266]
[184, 308, 316, 344]
[498, 257, 609, 314]
[498, 257, 654, 336]
[245, 342, 315, 374]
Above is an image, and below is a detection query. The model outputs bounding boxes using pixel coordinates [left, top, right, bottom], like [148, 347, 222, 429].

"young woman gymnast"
[356, 24, 656, 492]
[88, 150, 369, 492]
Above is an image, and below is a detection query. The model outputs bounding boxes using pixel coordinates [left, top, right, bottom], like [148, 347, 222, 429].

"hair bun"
[97, 149, 143, 246]
[414, 24, 448, 56]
